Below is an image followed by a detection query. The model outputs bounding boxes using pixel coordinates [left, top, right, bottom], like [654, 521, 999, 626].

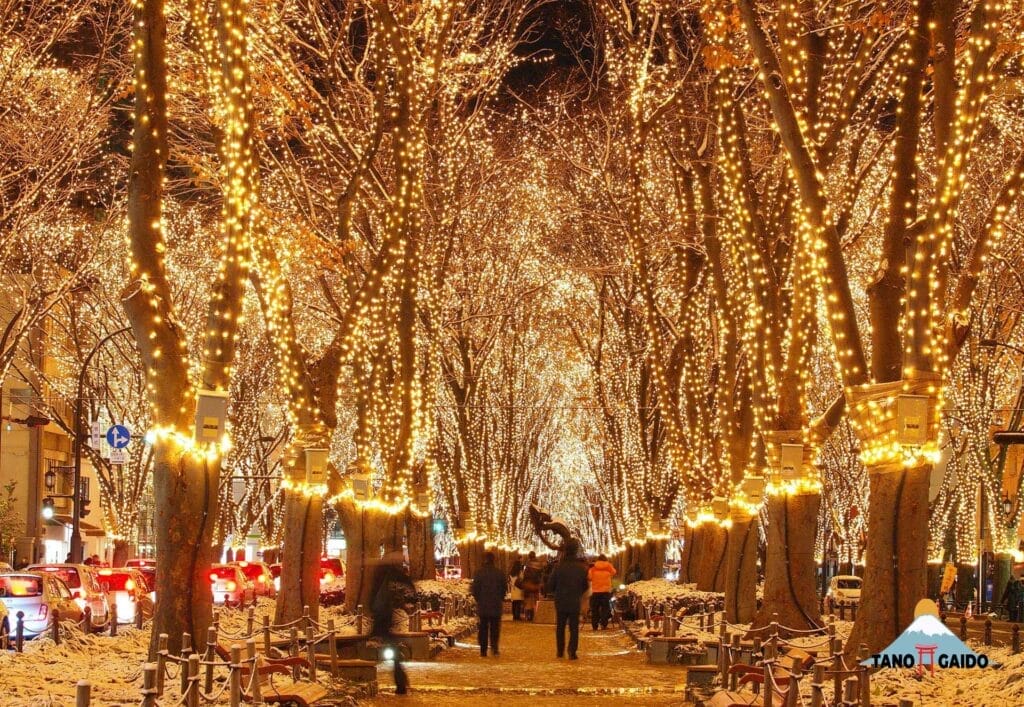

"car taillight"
[226, 581, 237, 591]
[210, 573, 218, 582]
[258, 574, 267, 583]
[125, 579, 135, 591]
[323, 573, 334, 584]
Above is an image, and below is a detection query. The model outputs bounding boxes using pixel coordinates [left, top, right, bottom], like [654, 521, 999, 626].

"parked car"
[230, 561, 276, 598]
[824, 575, 862, 613]
[0, 573, 83, 638]
[27, 564, 110, 631]
[95, 568, 155, 624]
[269, 563, 282, 592]
[126, 558, 156, 569]
[320, 556, 344, 586]
[210, 565, 255, 607]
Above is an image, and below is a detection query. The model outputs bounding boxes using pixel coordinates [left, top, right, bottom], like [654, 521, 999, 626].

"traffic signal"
[41, 497, 55, 520]
[79, 497, 91, 518]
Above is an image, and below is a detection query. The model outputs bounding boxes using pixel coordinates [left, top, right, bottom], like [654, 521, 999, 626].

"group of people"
[471, 540, 628, 660]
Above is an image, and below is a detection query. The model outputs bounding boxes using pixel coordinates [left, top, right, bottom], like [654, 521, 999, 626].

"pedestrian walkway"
[363, 618, 689, 705]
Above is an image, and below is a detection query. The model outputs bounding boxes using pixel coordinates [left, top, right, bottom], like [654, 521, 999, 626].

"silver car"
[0, 573, 83, 638]
[27, 564, 111, 631]
[209, 564, 255, 607]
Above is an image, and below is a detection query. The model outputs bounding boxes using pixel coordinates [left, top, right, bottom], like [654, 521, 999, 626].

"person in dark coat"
[1004, 576, 1024, 622]
[546, 539, 589, 659]
[369, 551, 416, 695]
[471, 552, 506, 656]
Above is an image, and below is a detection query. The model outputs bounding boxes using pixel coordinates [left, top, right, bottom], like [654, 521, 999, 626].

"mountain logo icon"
[863, 599, 991, 673]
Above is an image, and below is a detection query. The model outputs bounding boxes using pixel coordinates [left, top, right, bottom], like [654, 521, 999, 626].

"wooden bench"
[648, 635, 699, 664]
[240, 657, 327, 706]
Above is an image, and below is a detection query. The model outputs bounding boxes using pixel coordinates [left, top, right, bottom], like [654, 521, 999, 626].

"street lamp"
[41, 497, 55, 520]
[44, 468, 56, 492]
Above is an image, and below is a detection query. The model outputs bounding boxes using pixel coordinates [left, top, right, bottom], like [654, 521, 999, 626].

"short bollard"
[16, 611, 25, 652]
[136, 602, 145, 630]
[357, 605, 364, 635]
[205, 625, 219, 693]
[155, 633, 168, 697]
[83, 606, 92, 634]
[247, 607, 255, 636]
[110, 603, 118, 636]
[327, 619, 339, 678]
[187, 654, 201, 707]
[1013, 623, 1020, 654]
[76, 680, 91, 707]
[985, 617, 993, 646]
[262, 615, 271, 654]
[52, 609, 61, 645]
[810, 663, 826, 707]
[858, 643, 870, 707]
[141, 664, 157, 707]
[959, 615, 968, 640]
[180, 633, 193, 696]
[229, 644, 242, 707]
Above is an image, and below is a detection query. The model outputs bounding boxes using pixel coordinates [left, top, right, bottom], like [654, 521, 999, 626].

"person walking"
[1005, 576, 1024, 622]
[472, 552, 506, 656]
[546, 539, 589, 659]
[588, 553, 616, 630]
[522, 552, 544, 621]
[508, 559, 525, 621]
[369, 552, 416, 695]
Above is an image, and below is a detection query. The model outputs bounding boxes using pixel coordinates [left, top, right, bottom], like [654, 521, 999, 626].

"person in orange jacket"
[587, 554, 617, 630]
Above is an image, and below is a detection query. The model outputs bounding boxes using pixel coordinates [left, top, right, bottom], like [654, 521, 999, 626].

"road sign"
[106, 425, 131, 449]
[90, 421, 101, 448]
[110, 448, 127, 464]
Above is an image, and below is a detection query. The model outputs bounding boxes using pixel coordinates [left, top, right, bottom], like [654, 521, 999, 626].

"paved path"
[362, 618, 689, 705]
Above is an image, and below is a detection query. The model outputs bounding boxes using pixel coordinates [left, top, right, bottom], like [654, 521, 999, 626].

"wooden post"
[357, 605, 364, 635]
[141, 663, 157, 707]
[136, 602, 145, 630]
[76, 680, 91, 707]
[857, 643, 870, 707]
[305, 621, 317, 682]
[730, 633, 742, 690]
[1013, 623, 1020, 654]
[52, 609, 61, 645]
[842, 680, 858, 707]
[327, 619, 339, 678]
[204, 625, 218, 693]
[229, 644, 242, 707]
[810, 663, 825, 707]
[720, 630, 731, 685]
[180, 633, 192, 696]
[985, 617, 992, 646]
[16, 611, 24, 652]
[832, 638, 844, 705]
[289, 627, 300, 681]
[764, 662, 774, 707]
[752, 636, 762, 662]
[786, 672, 799, 707]
[246, 639, 262, 705]
[262, 615, 271, 654]
[83, 606, 92, 634]
[110, 602, 118, 636]
[156, 633, 168, 697]
[247, 607, 255, 636]
[898, 701, 914, 707]
[960, 615, 968, 640]
[187, 654, 200, 707]
[302, 605, 310, 634]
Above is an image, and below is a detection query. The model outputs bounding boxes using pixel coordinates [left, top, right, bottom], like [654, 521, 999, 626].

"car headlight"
[74, 597, 87, 610]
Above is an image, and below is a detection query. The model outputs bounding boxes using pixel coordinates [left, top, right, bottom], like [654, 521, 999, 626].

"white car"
[210, 565, 255, 607]
[95, 568, 154, 624]
[0, 573, 84, 638]
[27, 564, 110, 631]
[825, 575, 862, 613]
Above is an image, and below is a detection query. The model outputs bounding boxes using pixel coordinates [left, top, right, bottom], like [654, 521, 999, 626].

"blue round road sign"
[106, 425, 131, 449]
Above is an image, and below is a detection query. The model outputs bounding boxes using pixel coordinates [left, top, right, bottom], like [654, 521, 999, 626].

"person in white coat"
[508, 558, 525, 621]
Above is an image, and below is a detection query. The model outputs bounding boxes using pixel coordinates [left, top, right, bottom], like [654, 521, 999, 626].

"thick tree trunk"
[340, 502, 389, 614]
[846, 466, 931, 654]
[678, 526, 695, 584]
[275, 491, 323, 624]
[458, 539, 486, 579]
[724, 516, 759, 624]
[112, 539, 131, 569]
[752, 493, 821, 634]
[406, 511, 435, 582]
[638, 539, 666, 582]
[150, 444, 216, 656]
[692, 523, 728, 592]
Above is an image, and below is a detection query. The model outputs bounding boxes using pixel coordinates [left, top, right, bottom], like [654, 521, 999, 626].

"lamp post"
[70, 327, 130, 563]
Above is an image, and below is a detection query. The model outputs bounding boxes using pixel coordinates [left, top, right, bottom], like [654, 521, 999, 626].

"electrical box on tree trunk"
[779, 443, 803, 480]
[896, 394, 930, 446]
[305, 448, 328, 485]
[742, 475, 765, 504]
[195, 389, 229, 442]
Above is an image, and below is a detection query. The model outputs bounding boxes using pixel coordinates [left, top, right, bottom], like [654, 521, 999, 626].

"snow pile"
[214, 598, 358, 639]
[618, 578, 723, 614]
[414, 578, 474, 607]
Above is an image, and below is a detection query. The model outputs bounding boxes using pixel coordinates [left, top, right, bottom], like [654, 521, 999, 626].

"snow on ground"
[414, 579, 474, 608]
[618, 579, 723, 615]
[0, 598, 473, 706]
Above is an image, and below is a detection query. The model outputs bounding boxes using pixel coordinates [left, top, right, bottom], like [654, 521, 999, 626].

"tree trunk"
[340, 502, 389, 613]
[150, 444, 216, 656]
[752, 493, 821, 634]
[406, 511, 435, 582]
[638, 539, 666, 582]
[275, 491, 323, 624]
[112, 539, 131, 569]
[692, 522, 728, 592]
[459, 539, 486, 579]
[678, 526, 695, 584]
[724, 516, 759, 624]
[846, 466, 930, 655]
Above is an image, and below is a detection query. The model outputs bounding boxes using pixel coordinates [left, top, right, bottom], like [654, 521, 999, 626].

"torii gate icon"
[916, 644, 938, 675]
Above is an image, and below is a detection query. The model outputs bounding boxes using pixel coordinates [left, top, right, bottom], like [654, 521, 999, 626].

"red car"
[230, 561, 276, 598]
[320, 557, 344, 585]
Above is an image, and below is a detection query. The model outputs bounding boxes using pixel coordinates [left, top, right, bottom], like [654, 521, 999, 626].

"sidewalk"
[363, 617, 689, 704]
